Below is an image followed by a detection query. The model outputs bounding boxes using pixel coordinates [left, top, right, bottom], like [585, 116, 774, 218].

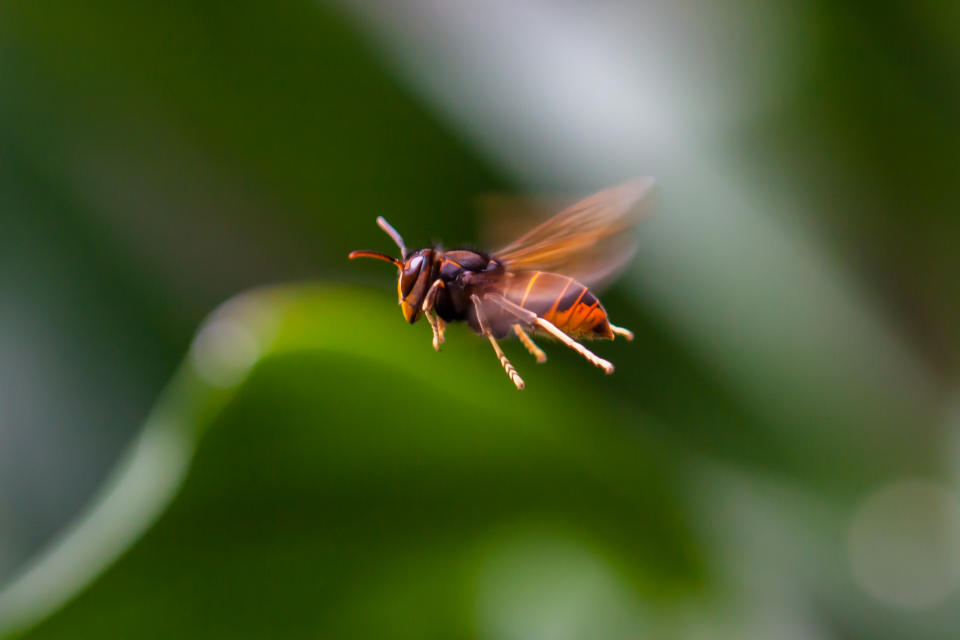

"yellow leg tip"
[610, 324, 634, 341]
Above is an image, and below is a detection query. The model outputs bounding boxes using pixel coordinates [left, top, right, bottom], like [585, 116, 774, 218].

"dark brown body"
[349, 177, 652, 389]
[431, 249, 615, 341]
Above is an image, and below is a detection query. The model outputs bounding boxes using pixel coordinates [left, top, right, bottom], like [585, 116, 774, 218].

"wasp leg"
[534, 317, 615, 374]
[471, 294, 525, 390]
[424, 310, 443, 351]
[609, 323, 634, 341]
[487, 334, 525, 390]
[481, 293, 538, 325]
[481, 292, 614, 374]
[513, 325, 547, 363]
[422, 279, 446, 351]
[482, 293, 616, 375]
[436, 317, 446, 345]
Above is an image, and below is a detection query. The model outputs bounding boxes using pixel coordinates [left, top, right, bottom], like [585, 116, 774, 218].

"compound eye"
[399, 255, 423, 296]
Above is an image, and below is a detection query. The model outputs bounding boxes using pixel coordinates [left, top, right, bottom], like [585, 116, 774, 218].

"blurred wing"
[491, 177, 656, 289]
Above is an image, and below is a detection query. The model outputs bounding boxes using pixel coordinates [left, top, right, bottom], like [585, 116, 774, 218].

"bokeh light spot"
[847, 480, 960, 610]
[190, 317, 260, 389]
[473, 530, 644, 640]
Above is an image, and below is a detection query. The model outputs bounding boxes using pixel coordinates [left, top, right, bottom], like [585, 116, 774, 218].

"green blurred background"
[1, 1, 959, 638]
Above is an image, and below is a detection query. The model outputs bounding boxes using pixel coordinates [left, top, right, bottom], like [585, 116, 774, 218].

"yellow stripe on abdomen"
[504, 271, 614, 339]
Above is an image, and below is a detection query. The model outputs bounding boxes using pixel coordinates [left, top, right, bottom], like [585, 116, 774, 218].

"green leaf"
[0, 285, 703, 639]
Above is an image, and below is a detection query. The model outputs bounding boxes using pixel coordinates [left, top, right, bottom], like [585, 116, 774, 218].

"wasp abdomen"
[505, 271, 615, 340]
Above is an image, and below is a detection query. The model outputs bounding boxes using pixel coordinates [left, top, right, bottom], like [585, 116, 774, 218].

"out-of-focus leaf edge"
[0, 282, 683, 637]
[0, 284, 416, 636]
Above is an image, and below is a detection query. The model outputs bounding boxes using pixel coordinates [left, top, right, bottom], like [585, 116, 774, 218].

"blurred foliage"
[0, 0, 499, 575]
[0, 0, 959, 639]
[13, 287, 705, 639]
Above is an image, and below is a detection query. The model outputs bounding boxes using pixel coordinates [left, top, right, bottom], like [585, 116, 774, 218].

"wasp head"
[348, 217, 434, 324]
[396, 248, 435, 323]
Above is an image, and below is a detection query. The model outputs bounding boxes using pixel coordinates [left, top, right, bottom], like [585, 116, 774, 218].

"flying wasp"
[348, 178, 655, 390]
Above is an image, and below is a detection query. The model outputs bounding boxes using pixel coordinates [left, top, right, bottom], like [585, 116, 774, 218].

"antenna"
[347, 250, 402, 267]
[376, 216, 408, 258]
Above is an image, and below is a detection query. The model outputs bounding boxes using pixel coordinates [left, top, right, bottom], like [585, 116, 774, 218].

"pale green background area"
[0, 1, 959, 638]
